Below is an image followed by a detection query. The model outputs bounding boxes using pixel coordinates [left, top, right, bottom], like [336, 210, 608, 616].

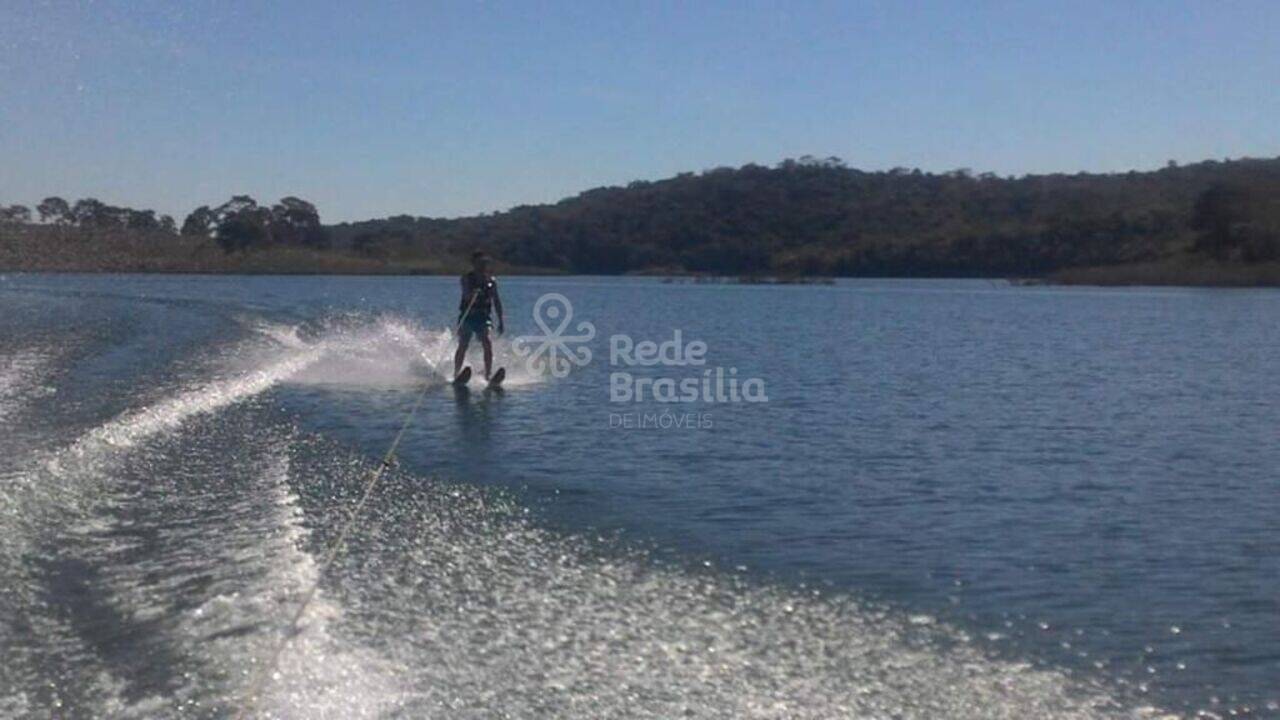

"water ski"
[487, 367, 506, 389]
[452, 366, 472, 386]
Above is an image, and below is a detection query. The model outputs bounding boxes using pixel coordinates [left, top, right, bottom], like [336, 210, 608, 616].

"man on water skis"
[453, 250, 505, 386]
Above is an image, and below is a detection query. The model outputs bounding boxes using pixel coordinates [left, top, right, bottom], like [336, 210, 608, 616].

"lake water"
[1, 274, 1277, 718]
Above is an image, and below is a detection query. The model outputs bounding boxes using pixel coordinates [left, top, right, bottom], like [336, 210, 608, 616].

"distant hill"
[328, 156, 1280, 279]
[4, 155, 1279, 283]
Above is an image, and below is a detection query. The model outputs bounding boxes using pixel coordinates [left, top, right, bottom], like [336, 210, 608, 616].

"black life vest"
[461, 272, 496, 316]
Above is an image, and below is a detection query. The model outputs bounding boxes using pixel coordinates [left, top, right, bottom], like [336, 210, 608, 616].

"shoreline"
[4, 229, 1278, 287]
[1047, 258, 1280, 288]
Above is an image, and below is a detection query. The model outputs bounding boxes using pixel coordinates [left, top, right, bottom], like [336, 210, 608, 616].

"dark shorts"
[460, 313, 491, 339]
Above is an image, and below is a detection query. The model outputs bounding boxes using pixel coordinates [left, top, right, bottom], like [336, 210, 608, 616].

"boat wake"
[0, 311, 1173, 719]
[253, 314, 544, 389]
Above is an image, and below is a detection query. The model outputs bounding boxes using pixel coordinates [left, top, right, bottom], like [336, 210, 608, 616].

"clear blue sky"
[2, 1, 1277, 222]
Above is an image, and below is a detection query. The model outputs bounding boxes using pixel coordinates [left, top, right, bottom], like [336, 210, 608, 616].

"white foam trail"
[184, 453, 401, 719]
[62, 310, 513, 457]
[0, 343, 322, 634]
[2, 431, 400, 718]
[270, 315, 547, 388]
[0, 342, 322, 557]
[0, 317, 447, 717]
[5, 311, 519, 523]
[79, 353, 319, 453]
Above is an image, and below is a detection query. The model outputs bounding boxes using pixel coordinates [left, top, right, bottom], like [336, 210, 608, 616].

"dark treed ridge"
[329, 156, 1280, 276]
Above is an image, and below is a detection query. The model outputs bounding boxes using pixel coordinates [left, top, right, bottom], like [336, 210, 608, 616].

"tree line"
[1, 197, 178, 234]
[1, 195, 329, 253]
[6, 155, 1279, 275]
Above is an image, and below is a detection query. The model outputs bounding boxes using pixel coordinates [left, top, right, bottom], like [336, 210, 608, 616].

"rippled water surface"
[1, 274, 1277, 718]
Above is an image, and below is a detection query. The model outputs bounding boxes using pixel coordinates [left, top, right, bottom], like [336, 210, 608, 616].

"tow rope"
[236, 290, 482, 718]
